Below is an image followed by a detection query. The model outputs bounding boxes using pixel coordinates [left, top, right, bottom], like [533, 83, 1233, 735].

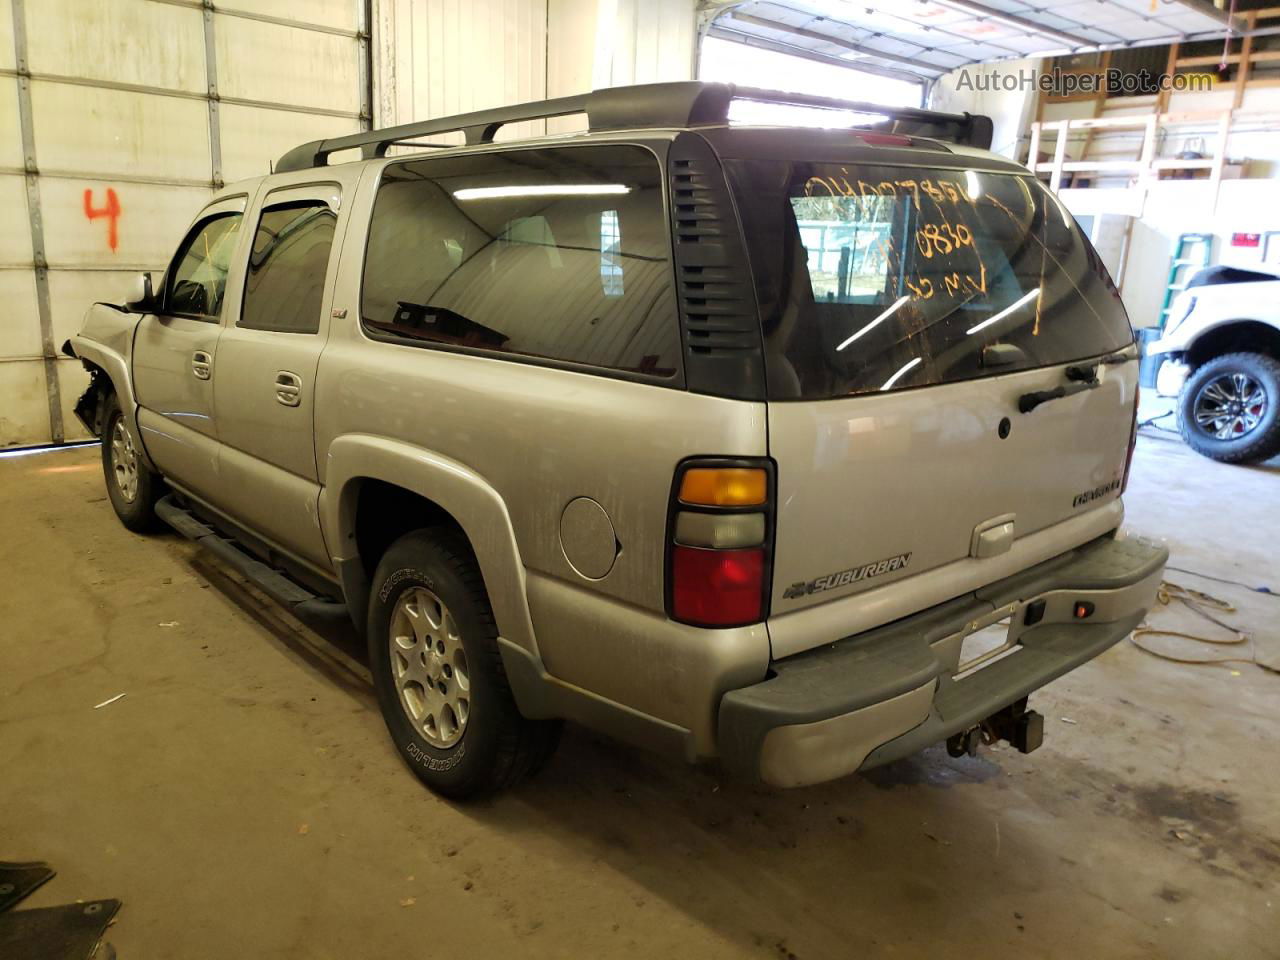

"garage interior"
[2, 1, 1278, 957]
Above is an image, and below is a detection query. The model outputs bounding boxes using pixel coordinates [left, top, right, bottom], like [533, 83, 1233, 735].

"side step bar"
[155, 495, 350, 627]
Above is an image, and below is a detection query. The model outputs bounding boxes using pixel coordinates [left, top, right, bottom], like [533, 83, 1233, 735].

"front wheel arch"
[71, 360, 115, 438]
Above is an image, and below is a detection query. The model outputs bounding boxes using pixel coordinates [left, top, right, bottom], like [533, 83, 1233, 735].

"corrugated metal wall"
[372, 0, 697, 133]
[2, 0, 700, 448]
[0, 0, 368, 449]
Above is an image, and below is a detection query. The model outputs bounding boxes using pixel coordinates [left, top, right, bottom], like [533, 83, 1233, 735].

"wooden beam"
[1049, 120, 1068, 191]
[1177, 50, 1280, 67]
[1032, 158, 1225, 173]
[1079, 51, 1112, 165]
[1208, 111, 1231, 214]
[1156, 42, 1179, 115]
[1235, 11, 1258, 111]
[1137, 114, 1157, 193]
[1033, 160, 1143, 172]
[1070, 116, 1153, 129]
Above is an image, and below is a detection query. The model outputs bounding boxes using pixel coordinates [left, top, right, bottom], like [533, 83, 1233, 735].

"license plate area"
[945, 602, 1023, 679]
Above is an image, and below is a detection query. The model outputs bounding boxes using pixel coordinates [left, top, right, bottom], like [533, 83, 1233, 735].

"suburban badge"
[783, 552, 912, 600]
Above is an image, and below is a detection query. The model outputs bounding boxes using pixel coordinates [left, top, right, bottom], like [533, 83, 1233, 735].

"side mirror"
[125, 272, 158, 313]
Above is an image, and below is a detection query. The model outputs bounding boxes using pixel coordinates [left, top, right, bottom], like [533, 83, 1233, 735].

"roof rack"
[274, 81, 993, 173]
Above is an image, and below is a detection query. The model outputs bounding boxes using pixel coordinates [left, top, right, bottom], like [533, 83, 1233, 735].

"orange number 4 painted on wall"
[83, 187, 121, 252]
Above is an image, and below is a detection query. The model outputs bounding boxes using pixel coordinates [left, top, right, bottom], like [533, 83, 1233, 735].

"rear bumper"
[718, 534, 1167, 787]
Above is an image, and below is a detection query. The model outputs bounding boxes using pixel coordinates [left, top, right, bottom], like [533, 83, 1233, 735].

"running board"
[155, 495, 349, 627]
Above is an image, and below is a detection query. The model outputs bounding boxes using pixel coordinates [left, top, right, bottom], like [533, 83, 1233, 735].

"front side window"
[726, 160, 1133, 399]
[239, 201, 337, 334]
[166, 213, 242, 319]
[360, 145, 679, 378]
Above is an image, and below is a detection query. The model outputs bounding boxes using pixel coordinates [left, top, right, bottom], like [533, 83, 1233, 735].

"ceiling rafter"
[708, 1, 1248, 83]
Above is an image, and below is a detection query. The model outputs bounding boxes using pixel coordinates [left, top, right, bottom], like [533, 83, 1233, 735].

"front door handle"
[192, 351, 212, 380]
[275, 371, 303, 407]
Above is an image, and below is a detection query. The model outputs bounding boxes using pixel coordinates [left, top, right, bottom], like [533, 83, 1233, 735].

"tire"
[101, 393, 164, 532]
[1177, 352, 1280, 464]
[367, 528, 560, 799]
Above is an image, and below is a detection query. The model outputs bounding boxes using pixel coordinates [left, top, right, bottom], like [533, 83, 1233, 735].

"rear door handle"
[192, 351, 212, 380]
[275, 371, 303, 407]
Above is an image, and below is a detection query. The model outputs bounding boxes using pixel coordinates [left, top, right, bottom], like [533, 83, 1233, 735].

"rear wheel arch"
[348, 478, 473, 580]
[1185, 319, 1280, 368]
[323, 443, 539, 656]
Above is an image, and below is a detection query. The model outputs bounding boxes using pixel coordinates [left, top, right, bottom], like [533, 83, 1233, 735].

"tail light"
[667, 459, 774, 627]
[1121, 382, 1140, 494]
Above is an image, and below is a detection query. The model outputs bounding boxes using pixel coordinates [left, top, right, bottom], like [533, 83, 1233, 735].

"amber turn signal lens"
[678, 467, 767, 507]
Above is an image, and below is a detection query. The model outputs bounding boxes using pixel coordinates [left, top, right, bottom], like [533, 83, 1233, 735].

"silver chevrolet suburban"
[67, 82, 1166, 799]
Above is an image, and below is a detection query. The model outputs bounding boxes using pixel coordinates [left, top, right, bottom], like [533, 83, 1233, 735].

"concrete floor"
[2, 432, 1278, 959]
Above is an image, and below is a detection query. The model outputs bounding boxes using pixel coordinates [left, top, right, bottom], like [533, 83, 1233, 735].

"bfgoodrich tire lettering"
[1177, 352, 1280, 464]
[367, 528, 560, 799]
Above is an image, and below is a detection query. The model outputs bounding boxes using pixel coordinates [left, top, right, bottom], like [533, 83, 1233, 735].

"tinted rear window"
[240, 202, 336, 334]
[726, 161, 1133, 400]
[361, 144, 679, 378]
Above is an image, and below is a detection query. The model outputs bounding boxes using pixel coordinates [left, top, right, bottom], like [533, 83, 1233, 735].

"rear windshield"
[725, 161, 1133, 400]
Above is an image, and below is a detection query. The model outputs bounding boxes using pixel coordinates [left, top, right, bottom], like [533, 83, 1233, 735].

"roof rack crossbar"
[274, 82, 992, 173]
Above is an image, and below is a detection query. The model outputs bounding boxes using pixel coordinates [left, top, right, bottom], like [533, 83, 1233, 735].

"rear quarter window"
[360, 144, 680, 379]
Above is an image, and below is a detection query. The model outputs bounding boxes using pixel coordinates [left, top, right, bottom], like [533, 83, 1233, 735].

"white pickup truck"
[1148, 265, 1280, 463]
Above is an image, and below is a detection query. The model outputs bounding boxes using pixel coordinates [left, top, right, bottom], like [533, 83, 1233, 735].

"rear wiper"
[1022, 361, 1100, 412]
[1064, 352, 1131, 384]
[1021, 351, 1134, 413]
[1018, 380, 1099, 413]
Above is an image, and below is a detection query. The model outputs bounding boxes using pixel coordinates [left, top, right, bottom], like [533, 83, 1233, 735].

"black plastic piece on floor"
[0, 898, 120, 960]
[0, 861, 55, 914]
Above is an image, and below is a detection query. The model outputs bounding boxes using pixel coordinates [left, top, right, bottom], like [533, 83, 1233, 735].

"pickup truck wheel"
[368, 529, 560, 799]
[101, 394, 163, 532]
[1177, 352, 1280, 464]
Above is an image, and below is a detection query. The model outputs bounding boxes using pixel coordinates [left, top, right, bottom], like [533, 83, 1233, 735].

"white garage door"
[0, 0, 368, 449]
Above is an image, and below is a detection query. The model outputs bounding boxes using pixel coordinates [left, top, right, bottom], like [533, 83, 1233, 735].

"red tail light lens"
[671, 546, 765, 627]
[1121, 383, 1140, 494]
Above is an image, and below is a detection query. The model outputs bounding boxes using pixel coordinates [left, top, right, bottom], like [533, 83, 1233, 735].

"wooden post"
[1138, 114, 1157, 194]
[1079, 51, 1112, 169]
[1027, 121, 1042, 172]
[1156, 42, 1179, 115]
[1234, 12, 1257, 111]
[1050, 120, 1069, 191]
[1208, 111, 1232, 214]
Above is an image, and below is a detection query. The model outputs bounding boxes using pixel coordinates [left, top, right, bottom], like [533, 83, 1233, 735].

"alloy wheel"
[388, 586, 470, 749]
[110, 417, 139, 503]
[1192, 372, 1268, 441]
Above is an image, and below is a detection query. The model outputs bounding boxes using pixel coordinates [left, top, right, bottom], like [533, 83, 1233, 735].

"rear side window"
[360, 144, 679, 378]
[239, 202, 337, 334]
[166, 213, 242, 320]
[726, 161, 1133, 399]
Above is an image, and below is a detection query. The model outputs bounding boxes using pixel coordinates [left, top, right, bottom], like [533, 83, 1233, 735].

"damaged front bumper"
[718, 533, 1167, 787]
